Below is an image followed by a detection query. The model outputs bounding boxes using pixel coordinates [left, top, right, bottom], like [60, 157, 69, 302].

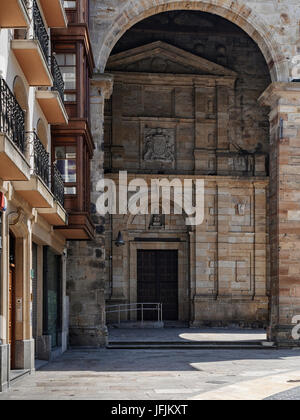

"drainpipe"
[110, 214, 113, 299]
[0, 191, 8, 345]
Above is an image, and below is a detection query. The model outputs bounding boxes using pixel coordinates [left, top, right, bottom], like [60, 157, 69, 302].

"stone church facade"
[67, 0, 300, 347]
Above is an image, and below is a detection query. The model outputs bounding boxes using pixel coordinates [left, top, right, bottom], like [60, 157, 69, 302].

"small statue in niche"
[149, 214, 165, 229]
[236, 200, 247, 216]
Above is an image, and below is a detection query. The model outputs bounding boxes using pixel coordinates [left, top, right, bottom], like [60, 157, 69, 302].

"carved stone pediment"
[107, 41, 237, 77]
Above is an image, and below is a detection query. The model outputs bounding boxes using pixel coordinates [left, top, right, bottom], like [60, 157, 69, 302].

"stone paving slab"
[1, 347, 300, 400]
[265, 385, 300, 400]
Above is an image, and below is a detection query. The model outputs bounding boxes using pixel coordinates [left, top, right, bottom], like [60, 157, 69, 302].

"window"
[64, 1, 76, 8]
[55, 145, 77, 195]
[55, 53, 77, 102]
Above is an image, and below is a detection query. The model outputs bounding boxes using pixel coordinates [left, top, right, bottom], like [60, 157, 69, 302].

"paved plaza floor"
[108, 327, 267, 343]
[1, 328, 300, 400]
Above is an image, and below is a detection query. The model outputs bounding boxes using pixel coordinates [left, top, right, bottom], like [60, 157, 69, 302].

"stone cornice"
[110, 71, 236, 87]
[259, 82, 300, 107]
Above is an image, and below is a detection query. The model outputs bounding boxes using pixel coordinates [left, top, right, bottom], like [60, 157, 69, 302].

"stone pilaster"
[67, 74, 113, 347]
[259, 82, 300, 346]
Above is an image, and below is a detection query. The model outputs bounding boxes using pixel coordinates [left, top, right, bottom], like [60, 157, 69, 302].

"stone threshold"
[9, 369, 30, 385]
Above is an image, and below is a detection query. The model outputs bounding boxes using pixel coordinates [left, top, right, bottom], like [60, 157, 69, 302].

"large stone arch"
[67, 0, 300, 348]
[93, 0, 289, 82]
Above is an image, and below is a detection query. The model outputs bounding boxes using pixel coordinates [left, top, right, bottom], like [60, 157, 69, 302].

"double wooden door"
[137, 250, 178, 321]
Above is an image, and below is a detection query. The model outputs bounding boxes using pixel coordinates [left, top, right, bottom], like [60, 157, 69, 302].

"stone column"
[259, 82, 300, 346]
[67, 74, 113, 347]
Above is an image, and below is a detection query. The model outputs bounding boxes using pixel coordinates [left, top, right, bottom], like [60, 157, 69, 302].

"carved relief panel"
[141, 126, 176, 170]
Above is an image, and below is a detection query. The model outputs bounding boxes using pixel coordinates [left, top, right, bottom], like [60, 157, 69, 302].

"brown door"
[137, 250, 178, 320]
[9, 263, 16, 369]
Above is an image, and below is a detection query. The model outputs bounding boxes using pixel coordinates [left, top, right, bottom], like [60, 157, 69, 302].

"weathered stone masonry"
[67, 0, 300, 346]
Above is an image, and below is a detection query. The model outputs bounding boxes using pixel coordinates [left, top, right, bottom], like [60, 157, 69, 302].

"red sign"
[0, 192, 7, 212]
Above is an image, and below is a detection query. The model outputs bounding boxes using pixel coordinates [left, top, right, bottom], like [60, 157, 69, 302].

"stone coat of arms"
[143, 128, 175, 163]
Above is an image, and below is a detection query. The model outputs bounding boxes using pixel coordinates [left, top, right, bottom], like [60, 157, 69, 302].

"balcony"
[55, 213, 95, 240]
[11, 0, 53, 86]
[13, 133, 67, 225]
[0, 0, 30, 29]
[0, 78, 30, 181]
[14, 132, 53, 207]
[38, 164, 68, 226]
[39, 0, 67, 28]
[36, 55, 68, 125]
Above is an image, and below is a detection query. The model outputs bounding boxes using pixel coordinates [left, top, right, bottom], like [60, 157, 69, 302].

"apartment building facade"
[0, 0, 71, 392]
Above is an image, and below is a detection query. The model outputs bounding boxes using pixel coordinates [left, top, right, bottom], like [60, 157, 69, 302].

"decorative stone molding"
[91, 73, 114, 100]
[259, 82, 300, 107]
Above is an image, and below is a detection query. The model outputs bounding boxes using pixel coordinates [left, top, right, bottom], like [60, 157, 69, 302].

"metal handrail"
[26, 131, 50, 186]
[31, 0, 49, 61]
[50, 54, 65, 102]
[51, 163, 64, 206]
[106, 302, 163, 325]
[0, 78, 26, 154]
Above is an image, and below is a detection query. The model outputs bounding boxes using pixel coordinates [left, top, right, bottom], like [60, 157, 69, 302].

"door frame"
[129, 241, 189, 321]
[137, 249, 179, 321]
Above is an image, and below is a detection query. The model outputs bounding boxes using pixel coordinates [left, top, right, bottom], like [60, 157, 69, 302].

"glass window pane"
[55, 54, 65, 66]
[56, 160, 76, 183]
[55, 146, 65, 159]
[64, 93, 76, 102]
[66, 54, 76, 66]
[66, 146, 76, 158]
[61, 67, 76, 89]
[64, 187, 77, 195]
[64, 1, 76, 8]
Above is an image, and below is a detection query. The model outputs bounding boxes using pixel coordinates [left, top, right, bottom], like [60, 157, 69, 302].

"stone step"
[9, 369, 31, 385]
[107, 341, 276, 350]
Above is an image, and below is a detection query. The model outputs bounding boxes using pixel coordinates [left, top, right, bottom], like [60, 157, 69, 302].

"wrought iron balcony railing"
[0, 78, 26, 154]
[50, 54, 65, 102]
[20, 0, 28, 14]
[52, 163, 64, 207]
[27, 132, 50, 186]
[31, 0, 49, 61]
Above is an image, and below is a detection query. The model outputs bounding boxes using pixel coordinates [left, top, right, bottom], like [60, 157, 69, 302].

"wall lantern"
[115, 231, 125, 247]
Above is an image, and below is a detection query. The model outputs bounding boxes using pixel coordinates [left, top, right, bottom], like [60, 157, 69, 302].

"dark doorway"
[137, 250, 178, 321]
[32, 242, 38, 356]
[43, 247, 62, 349]
[9, 232, 16, 369]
